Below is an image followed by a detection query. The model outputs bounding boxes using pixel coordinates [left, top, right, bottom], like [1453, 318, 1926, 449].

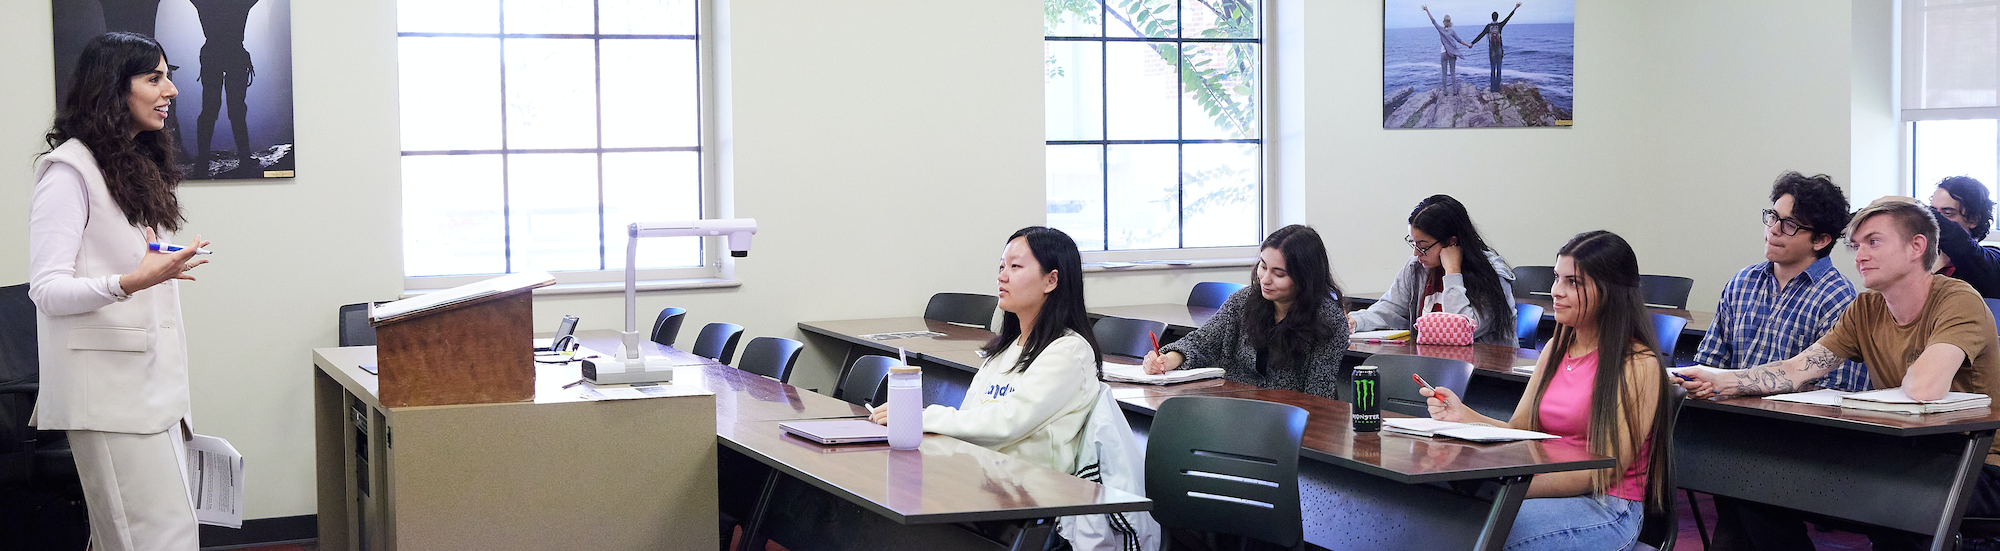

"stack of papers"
[1761, 389, 1849, 406]
[1839, 388, 1992, 414]
[1382, 418, 1560, 442]
[1101, 363, 1225, 385]
[1352, 329, 1412, 341]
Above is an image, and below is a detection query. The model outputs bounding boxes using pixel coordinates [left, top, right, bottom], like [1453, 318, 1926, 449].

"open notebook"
[1102, 363, 1225, 385]
[1382, 418, 1559, 443]
[1840, 388, 1991, 414]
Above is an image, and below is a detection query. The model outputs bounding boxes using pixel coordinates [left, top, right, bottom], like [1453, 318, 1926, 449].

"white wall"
[0, 0, 1895, 521]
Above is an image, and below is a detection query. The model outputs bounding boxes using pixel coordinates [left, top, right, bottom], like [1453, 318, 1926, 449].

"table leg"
[1474, 476, 1532, 551]
[1008, 518, 1056, 551]
[736, 470, 782, 551]
[1930, 431, 1994, 551]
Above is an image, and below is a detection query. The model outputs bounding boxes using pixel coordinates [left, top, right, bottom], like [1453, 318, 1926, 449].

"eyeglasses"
[1404, 235, 1437, 256]
[1761, 209, 1814, 237]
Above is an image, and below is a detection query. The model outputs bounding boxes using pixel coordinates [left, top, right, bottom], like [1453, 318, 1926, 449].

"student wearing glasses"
[1681, 197, 2000, 551]
[1349, 195, 1519, 346]
[1692, 173, 1870, 550]
[1930, 176, 2000, 298]
[1142, 225, 1352, 400]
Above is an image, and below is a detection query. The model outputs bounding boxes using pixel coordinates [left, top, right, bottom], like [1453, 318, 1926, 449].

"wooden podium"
[369, 273, 550, 407]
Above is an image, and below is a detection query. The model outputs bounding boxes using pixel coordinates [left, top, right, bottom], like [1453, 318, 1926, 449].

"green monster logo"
[1355, 378, 1376, 408]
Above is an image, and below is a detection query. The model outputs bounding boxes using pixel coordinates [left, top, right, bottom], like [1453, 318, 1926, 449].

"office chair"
[1093, 316, 1169, 359]
[1366, 355, 1474, 417]
[692, 323, 746, 365]
[1514, 303, 1544, 349]
[1640, 275, 1695, 309]
[1187, 282, 1247, 309]
[923, 293, 998, 330]
[736, 337, 804, 384]
[0, 283, 88, 549]
[1148, 396, 1308, 550]
[1512, 266, 1556, 298]
[651, 307, 688, 347]
[836, 355, 896, 407]
[1638, 385, 1689, 551]
[1651, 313, 1690, 367]
[338, 302, 384, 347]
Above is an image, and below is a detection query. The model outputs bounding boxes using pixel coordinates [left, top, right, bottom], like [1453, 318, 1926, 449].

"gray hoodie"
[1352, 248, 1519, 346]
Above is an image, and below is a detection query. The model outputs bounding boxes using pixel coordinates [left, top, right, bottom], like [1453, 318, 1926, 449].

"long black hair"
[1526, 231, 1671, 520]
[1244, 225, 1346, 370]
[45, 31, 185, 233]
[981, 227, 1103, 374]
[1403, 195, 1513, 339]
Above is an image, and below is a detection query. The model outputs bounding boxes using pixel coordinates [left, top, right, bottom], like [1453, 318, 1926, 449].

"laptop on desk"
[779, 419, 890, 445]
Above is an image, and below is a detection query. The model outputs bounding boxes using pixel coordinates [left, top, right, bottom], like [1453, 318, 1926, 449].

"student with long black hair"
[872, 226, 1105, 473]
[1141, 225, 1352, 400]
[30, 32, 211, 551]
[1423, 231, 1672, 550]
[1351, 194, 1519, 345]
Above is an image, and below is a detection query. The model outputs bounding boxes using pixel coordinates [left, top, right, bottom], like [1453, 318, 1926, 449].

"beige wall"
[0, 0, 1895, 521]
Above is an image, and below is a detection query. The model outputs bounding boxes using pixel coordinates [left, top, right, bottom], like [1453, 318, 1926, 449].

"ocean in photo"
[1385, 22, 1574, 115]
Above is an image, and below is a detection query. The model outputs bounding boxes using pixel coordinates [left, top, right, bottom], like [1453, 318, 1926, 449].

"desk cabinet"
[313, 347, 718, 551]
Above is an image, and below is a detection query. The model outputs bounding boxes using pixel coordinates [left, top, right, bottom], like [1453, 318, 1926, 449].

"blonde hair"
[1848, 196, 1939, 270]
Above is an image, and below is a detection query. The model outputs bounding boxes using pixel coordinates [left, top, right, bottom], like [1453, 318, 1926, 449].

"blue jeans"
[1505, 494, 1643, 551]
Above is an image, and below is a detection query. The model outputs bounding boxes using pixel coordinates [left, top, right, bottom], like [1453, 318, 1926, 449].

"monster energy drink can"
[1352, 365, 1381, 432]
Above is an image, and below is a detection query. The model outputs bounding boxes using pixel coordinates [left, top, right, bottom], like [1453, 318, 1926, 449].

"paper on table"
[565, 380, 680, 401]
[1844, 388, 1989, 404]
[1761, 389, 1850, 406]
[185, 434, 244, 528]
[1101, 363, 1225, 385]
[1352, 329, 1412, 340]
[1382, 417, 1461, 435]
[1441, 425, 1561, 443]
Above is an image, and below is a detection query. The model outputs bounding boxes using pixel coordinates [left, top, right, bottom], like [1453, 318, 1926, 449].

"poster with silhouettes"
[1383, 0, 1573, 129]
[52, 0, 295, 179]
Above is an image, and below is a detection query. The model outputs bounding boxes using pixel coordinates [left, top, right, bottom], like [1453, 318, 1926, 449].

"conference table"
[800, 319, 1616, 550]
[570, 332, 1149, 551]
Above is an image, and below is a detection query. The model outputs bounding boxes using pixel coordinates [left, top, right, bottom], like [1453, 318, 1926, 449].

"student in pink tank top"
[1421, 231, 1674, 550]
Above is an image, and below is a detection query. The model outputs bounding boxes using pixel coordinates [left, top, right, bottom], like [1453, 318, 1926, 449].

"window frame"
[1044, 0, 1273, 261]
[397, 0, 722, 293]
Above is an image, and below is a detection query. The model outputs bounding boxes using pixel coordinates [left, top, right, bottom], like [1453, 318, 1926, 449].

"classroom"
[1, 0, 1993, 549]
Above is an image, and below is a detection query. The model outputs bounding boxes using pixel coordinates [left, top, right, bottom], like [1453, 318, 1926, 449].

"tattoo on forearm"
[1734, 368, 1798, 395]
[1800, 346, 1839, 377]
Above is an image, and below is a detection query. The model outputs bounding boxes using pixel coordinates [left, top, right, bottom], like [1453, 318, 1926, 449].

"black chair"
[1639, 385, 1690, 551]
[1365, 355, 1473, 417]
[736, 337, 804, 384]
[836, 355, 896, 407]
[1640, 275, 1695, 309]
[338, 302, 385, 347]
[1147, 396, 1308, 550]
[1650, 313, 1689, 367]
[1514, 303, 1544, 349]
[692, 323, 745, 364]
[1187, 282, 1247, 309]
[650, 307, 688, 347]
[1093, 316, 1169, 359]
[924, 293, 998, 331]
[0, 283, 88, 550]
[1513, 266, 1556, 298]
[1986, 299, 2000, 335]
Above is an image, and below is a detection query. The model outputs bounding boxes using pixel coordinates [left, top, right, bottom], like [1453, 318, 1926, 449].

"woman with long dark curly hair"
[30, 32, 212, 551]
[1350, 194, 1519, 345]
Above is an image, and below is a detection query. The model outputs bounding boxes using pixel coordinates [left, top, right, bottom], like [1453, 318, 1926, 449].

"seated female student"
[1931, 176, 2000, 298]
[1140, 225, 1352, 400]
[1421, 231, 1672, 550]
[1349, 194, 1519, 345]
[872, 226, 1104, 474]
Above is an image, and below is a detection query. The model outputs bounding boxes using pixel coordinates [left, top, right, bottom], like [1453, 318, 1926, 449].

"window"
[1044, 0, 1264, 252]
[397, 0, 708, 286]
[1913, 119, 1999, 199]
[1902, 1, 2000, 202]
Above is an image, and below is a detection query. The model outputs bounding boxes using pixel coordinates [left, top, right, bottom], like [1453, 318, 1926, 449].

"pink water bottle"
[887, 364, 923, 450]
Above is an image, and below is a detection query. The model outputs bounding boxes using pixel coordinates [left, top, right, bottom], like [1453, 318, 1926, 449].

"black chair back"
[1187, 282, 1246, 309]
[1638, 385, 1689, 551]
[650, 307, 688, 347]
[0, 285, 36, 386]
[1650, 313, 1689, 367]
[338, 302, 380, 347]
[1514, 303, 1544, 349]
[1986, 299, 2000, 335]
[737, 337, 804, 384]
[1513, 266, 1556, 298]
[1640, 275, 1695, 309]
[1365, 355, 1473, 417]
[0, 283, 87, 551]
[1147, 396, 1307, 548]
[1092, 316, 1168, 359]
[692, 323, 745, 364]
[838, 355, 897, 406]
[924, 293, 998, 330]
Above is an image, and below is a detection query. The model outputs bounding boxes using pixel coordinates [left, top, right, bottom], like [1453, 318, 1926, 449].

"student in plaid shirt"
[1697, 173, 1869, 551]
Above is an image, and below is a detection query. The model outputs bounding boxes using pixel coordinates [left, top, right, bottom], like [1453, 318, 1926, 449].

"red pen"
[1148, 331, 1160, 353]
[1414, 373, 1447, 404]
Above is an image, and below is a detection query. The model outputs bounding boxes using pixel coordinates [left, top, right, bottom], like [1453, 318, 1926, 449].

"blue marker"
[149, 242, 213, 255]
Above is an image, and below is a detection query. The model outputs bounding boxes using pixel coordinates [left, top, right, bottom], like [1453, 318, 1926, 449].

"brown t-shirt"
[1818, 274, 2000, 463]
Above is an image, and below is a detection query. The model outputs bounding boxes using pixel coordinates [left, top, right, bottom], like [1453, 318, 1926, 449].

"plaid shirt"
[1694, 257, 1870, 392]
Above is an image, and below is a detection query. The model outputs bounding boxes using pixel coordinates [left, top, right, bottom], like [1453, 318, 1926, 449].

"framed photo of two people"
[52, 0, 296, 179]
[1383, 0, 1574, 129]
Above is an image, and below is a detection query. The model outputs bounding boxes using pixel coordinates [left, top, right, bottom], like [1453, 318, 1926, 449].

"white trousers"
[69, 422, 198, 551]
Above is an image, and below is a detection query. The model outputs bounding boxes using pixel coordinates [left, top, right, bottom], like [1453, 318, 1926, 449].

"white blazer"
[30, 139, 190, 434]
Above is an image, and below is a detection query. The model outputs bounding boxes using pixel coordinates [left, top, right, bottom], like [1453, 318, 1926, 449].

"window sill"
[1082, 257, 1258, 273]
[401, 277, 741, 299]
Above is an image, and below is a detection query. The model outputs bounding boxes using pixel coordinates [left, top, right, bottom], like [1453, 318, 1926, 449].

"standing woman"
[1421, 231, 1671, 550]
[1351, 194, 1519, 346]
[1141, 225, 1352, 400]
[30, 32, 211, 551]
[872, 227, 1104, 474]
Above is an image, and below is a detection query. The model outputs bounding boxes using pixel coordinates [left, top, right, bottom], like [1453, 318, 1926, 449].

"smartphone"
[554, 315, 579, 341]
